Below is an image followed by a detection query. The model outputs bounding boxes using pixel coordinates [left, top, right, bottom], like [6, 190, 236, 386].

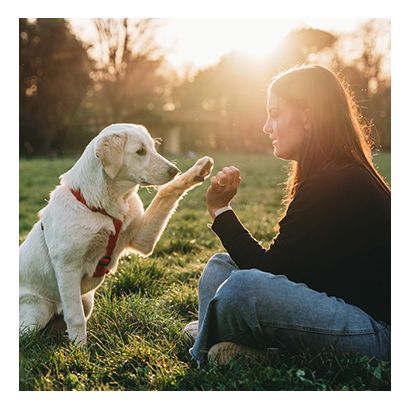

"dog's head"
[94, 123, 180, 186]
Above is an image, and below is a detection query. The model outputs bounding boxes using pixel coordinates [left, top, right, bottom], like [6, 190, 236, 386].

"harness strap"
[71, 189, 123, 278]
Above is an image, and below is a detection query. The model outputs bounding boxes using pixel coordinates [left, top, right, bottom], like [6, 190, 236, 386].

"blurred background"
[19, 18, 391, 157]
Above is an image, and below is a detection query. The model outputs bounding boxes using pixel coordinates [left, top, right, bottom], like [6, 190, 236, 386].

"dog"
[19, 123, 213, 346]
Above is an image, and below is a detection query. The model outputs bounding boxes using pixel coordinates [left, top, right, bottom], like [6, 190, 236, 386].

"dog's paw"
[67, 324, 87, 347]
[187, 156, 214, 184]
[160, 156, 214, 195]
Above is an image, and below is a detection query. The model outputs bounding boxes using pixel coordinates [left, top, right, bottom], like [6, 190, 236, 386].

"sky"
[70, 18, 368, 73]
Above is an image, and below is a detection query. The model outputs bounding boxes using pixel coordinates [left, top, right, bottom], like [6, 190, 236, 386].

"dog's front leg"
[130, 156, 213, 255]
[55, 266, 87, 346]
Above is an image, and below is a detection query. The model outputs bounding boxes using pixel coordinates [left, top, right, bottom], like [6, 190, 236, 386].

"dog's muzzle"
[168, 165, 181, 178]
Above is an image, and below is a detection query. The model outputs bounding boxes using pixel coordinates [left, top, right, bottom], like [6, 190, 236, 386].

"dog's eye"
[136, 147, 146, 156]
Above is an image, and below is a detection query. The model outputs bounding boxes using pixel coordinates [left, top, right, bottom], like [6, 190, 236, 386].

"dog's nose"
[168, 165, 181, 178]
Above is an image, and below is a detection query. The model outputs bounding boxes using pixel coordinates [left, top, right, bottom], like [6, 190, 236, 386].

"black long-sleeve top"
[211, 161, 391, 324]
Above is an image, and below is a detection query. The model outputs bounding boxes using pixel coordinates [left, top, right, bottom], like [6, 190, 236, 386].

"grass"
[19, 151, 391, 391]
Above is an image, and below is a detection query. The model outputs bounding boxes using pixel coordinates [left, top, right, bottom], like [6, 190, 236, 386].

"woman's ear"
[95, 134, 127, 179]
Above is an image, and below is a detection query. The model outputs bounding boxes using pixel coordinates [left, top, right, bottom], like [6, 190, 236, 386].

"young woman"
[185, 65, 391, 366]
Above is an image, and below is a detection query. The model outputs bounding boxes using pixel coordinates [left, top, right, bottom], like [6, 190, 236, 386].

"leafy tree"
[19, 18, 93, 156]
[334, 19, 391, 149]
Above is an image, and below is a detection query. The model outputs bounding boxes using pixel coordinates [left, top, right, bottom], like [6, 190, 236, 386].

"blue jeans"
[189, 253, 390, 364]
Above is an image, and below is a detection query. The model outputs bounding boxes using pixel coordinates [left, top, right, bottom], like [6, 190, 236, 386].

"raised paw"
[191, 156, 214, 182]
[161, 156, 214, 194]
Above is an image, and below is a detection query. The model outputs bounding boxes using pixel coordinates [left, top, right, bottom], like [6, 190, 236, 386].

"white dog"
[19, 123, 213, 346]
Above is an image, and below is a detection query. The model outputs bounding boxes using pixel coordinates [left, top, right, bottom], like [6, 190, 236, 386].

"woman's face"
[263, 92, 306, 161]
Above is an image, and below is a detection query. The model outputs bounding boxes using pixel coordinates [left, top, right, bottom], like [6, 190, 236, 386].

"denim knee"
[213, 270, 255, 316]
[198, 253, 234, 293]
[205, 252, 232, 268]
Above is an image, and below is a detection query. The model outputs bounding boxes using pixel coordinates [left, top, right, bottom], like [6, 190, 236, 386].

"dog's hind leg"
[19, 294, 56, 335]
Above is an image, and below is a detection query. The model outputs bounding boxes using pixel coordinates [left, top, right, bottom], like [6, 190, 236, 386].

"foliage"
[334, 20, 391, 149]
[19, 19, 93, 155]
[89, 19, 169, 124]
[19, 152, 391, 390]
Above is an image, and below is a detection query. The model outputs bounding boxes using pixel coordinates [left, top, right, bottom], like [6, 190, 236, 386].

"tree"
[19, 18, 93, 156]
[90, 18, 168, 124]
[335, 19, 391, 149]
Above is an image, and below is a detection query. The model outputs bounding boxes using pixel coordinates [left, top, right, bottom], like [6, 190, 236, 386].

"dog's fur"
[19, 123, 213, 345]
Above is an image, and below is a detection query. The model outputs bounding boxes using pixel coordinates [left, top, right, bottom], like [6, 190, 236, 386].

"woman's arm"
[207, 166, 338, 284]
[206, 166, 275, 269]
[211, 209, 271, 268]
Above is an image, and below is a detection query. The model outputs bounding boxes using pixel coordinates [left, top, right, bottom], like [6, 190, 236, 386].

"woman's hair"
[268, 64, 391, 211]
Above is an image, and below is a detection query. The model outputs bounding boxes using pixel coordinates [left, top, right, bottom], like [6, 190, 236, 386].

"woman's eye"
[136, 147, 146, 156]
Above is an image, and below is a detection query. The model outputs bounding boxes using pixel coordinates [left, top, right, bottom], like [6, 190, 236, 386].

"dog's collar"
[70, 188, 123, 278]
[71, 189, 109, 217]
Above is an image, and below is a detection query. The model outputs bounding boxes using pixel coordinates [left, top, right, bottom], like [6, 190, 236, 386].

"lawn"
[19, 151, 391, 390]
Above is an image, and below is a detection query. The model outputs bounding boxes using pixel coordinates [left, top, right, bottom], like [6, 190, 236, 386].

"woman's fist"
[206, 166, 241, 218]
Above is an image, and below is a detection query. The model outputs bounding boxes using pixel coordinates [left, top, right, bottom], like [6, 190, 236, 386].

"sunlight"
[70, 18, 368, 73]
[157, 19, 367, 71]
[158, 19, 297, 69]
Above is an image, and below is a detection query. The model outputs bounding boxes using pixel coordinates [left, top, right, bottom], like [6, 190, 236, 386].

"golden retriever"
[19, 123, 213, 346]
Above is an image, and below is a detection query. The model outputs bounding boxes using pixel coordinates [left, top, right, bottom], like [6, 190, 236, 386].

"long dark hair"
[269, 65, 390, 210]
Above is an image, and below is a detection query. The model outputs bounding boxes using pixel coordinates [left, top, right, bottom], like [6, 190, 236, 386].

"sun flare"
[70, 18, 368, 73]
[158, 19, 295, 69]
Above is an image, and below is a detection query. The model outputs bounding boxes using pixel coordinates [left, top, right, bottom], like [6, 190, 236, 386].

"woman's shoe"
[182, 320, 199, 343]
[207, 341, 274, 366]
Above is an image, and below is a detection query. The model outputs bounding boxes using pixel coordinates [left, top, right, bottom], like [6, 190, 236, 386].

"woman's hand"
[206, 166, 241, 219]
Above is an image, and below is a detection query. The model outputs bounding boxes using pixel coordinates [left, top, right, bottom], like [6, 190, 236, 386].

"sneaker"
[182, 320, 199, 343]
[207, 341, 274, 366]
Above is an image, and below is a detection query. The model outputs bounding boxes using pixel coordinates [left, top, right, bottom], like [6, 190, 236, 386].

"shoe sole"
[208, 342, 271, 366]
[182, 320, 199, 343]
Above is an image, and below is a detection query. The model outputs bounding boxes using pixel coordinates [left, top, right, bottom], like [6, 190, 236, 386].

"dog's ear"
[95, 134, 127, 179]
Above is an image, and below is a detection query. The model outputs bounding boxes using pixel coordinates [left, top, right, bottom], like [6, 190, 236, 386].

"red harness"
[71, 189, 123, 278]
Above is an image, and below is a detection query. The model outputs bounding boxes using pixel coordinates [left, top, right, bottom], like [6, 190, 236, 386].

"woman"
[185, 65, 391, 366]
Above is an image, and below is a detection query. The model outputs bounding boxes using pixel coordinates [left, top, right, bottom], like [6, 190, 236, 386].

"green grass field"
[19, 152, 391, 391]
